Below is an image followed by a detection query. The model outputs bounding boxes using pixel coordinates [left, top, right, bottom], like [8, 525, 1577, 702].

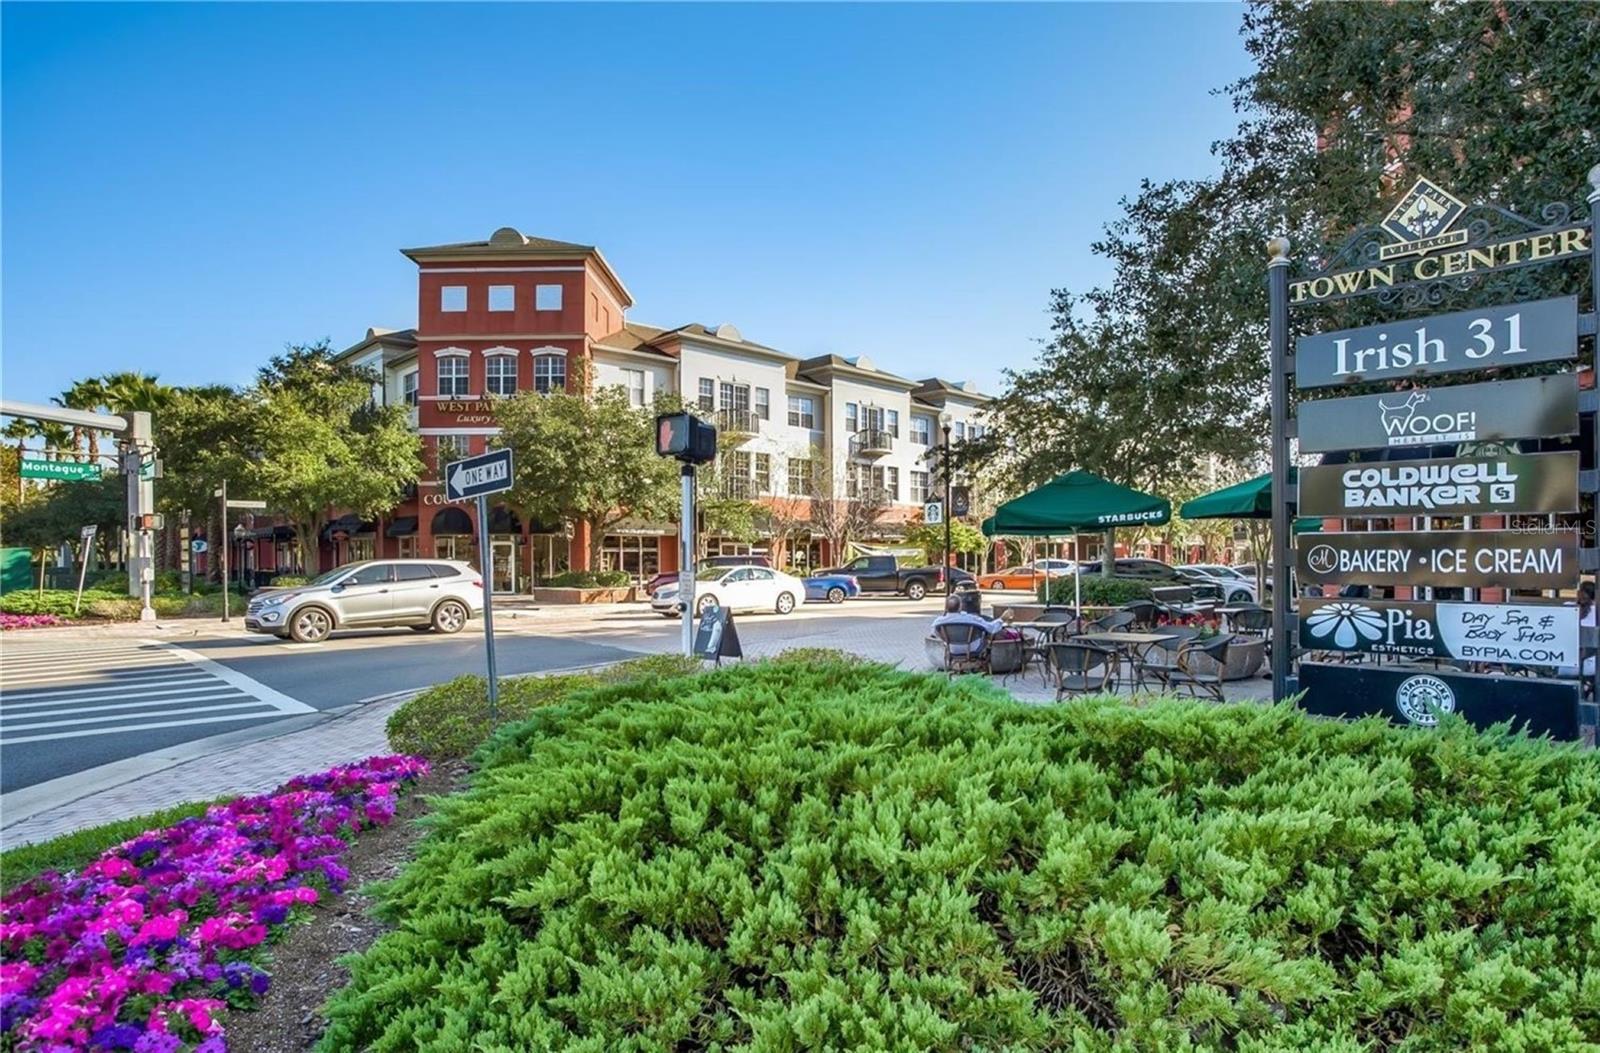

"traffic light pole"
[680, 464, 696, 656]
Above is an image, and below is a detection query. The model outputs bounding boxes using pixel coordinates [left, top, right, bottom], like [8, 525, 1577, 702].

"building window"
[788, 458, 814, 494]
[621, 368, 646, 408]
[440, 286, 467, 312]
[488, 285, 515, 312]
[533, 354, 567, 393]
[486, 356, 518, 397]
[536, 284, 563, 311]
[718, 381, 751, 412]
[910, 470, 930, 504]
[438, 356, 470, 397]
[845, 403, 858, 433]
[754, 387, 770, 421]
[787, 395, 816, 430]
[885, 409, 900, 438]
[911, 416, 932, 446]
[883, 466, 899, 501]
[754, 453, 771, 493]
[402, 371, 419, 407]
[954, 421, 967, 441]
[435, 433, 471, 470]
[697, 378, 715, 411]
[846, 462, 863, 498]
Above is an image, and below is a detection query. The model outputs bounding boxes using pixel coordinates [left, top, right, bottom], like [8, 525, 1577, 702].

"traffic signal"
[655, 411, 718, 465]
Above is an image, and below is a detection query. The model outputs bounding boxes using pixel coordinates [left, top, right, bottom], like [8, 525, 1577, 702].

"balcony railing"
[849, 428, 894, 458]
[715, 409, 760, 437]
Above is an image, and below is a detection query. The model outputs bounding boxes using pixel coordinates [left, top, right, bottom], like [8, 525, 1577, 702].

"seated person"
[931, 595, 1005, 658]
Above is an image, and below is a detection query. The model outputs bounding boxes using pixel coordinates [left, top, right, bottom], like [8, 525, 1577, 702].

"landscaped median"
[326, 657, 1600, 1051]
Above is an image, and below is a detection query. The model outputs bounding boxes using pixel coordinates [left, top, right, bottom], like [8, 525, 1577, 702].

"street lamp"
[231, 523, 248, 591]
[938, 411, 953, 596]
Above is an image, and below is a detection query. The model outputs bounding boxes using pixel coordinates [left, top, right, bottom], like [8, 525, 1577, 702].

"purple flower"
[90, 1022, 143, 1048]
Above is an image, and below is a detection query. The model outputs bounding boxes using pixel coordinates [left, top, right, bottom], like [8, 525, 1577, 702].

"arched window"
[533, 353, 567, 394]
[485, 354, 518, 397]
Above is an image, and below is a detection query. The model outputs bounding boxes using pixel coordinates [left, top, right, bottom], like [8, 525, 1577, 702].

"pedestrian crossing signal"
[655, 411, 718, 465]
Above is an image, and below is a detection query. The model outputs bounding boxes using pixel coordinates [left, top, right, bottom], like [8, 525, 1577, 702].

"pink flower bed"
[1, 615, 65, 631]
[1, 755, 429, 1051]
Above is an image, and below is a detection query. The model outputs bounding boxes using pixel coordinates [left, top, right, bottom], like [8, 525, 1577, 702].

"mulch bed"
[223, 762, 467, 1052]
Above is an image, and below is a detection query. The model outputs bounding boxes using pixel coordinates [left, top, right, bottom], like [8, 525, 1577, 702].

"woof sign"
[1299, 597, 1579, 668]
[1296, 529, 1578, 590]
[1294, 296, 1577, 388]
[1296, 374, 1578, 454]
[1298, 452, 1578, 517]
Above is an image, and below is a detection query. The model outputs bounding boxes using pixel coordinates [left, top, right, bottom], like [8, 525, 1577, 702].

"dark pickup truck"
[818, 555, 974, 600]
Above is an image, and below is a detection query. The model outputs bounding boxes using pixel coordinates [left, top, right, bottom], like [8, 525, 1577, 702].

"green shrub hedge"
[544, 569, 633, 589]
[268, 574, 310, 588]
[326, 662, 1600, 1051]
[386, 653, 702, 761]
[1038, 574, 1152, 606]
[0, 587, 241, 620]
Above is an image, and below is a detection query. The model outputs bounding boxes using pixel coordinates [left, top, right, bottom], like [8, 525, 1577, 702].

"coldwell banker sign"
[1296, 374, 1578, 454]
[1294, 296, 1577, 388]
[1296, 529, 1578, 590]
[1300, 597, 1579, 668]
[1298, 451, 1579, 517]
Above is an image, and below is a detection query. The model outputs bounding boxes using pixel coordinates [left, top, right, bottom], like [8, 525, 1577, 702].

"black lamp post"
[939, 413, 953, 596]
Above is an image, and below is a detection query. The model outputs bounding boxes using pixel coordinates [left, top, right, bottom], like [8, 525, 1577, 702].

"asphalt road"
[0, 626, 640, 794]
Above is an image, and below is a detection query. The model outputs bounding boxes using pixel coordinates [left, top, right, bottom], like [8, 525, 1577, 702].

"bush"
[326, 664, 1600, 1051]
[386, 654, 701, 761]
[0, 589, 123, 617]
[1039, 573, 1152, 606]
[269, 575, 310, 588]
[544, 569, 632, 589]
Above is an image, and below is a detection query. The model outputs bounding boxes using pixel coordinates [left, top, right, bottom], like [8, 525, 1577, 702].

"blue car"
[803, 573, 861, 604]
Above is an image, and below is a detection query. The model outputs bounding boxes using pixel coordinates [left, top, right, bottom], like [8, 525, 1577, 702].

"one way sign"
[444, 448, 514, 502]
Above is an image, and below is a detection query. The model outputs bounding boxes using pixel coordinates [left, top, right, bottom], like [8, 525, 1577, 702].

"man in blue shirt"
[931, 595, 1005, 660]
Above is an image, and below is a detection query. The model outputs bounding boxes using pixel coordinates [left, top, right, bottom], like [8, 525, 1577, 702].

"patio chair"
[1086, 610, 1136, 633]
[1121, 600, 1160, 629]
[1129, 628, 1195, 690]
[1230, 607, 1271, 635]
[935, 622, 991, 678]
[1044, 641, 1117, 701]
[1161, 635, 1232, 702]
[988, 636, 1026, 681]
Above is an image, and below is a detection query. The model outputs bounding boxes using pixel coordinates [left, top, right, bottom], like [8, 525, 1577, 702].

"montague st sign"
[1288, 178, 1592, 305]
[1298, 451, 1579, 517]
[1294, 296, 1577, 388]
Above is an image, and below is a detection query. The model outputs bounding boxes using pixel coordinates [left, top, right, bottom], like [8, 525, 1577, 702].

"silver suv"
[245, 560, 483, 643]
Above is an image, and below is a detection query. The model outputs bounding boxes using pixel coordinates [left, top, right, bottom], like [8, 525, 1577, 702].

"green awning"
[981, 470, 1171, 537]
[1179, 471, 1319, 532]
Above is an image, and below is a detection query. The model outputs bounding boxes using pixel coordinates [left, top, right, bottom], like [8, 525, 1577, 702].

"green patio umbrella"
[981, 470, 1171, 611]
[1178, 471, 1319, 532]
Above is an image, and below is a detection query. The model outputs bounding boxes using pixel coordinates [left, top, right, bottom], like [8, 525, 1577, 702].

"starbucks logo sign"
[1394, 674, 1456, 727]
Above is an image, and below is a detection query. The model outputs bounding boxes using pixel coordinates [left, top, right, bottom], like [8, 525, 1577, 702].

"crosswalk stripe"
[1, 711, 297, 746]
[1, 675, 211, 702]
[3, 660, 187, 682]
[2, 664, 193, 687]
[3, 646, 171, 660]
[3, 697, 265, 734]
[2, 683, 236, 712]
[1, 692, 253, 721]
[4, 653, 180, 672]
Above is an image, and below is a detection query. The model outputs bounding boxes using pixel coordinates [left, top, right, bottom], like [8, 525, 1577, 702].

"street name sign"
[226, 499, 268, 510]
[80, 524, 98, 544]
[1297, 451, 1578, 517]
[20, 456, 101, 483]
[1295, 374, 1578, 453]
[1294, 295, 1577, 388]
[1297, 662, 1580, 739]
[444, 448, 513, 502]
[1296, 529, 1578, 590]
[1299, 597, 1579, 668]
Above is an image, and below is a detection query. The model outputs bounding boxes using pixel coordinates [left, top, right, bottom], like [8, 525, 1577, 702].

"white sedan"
[651, 565, 806, 617]
[1176, 564, 1260, 604]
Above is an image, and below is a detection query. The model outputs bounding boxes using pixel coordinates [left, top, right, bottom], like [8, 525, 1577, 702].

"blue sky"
[2, 2, 1251, 404]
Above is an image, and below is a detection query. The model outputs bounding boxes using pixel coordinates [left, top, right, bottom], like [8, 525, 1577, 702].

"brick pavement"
[1, 600, 1271, 848]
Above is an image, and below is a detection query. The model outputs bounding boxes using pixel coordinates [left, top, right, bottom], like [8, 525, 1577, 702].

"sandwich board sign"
[695, 605, 742, 665]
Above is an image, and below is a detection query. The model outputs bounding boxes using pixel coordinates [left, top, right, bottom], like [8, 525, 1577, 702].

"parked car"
[1074, 558, 1226, 601]
[815, 555, 974, 600]
[244, 559, 482, 643]
[1176, 564, 1259, 604]
[643, 554, 771, 597]
[979, 559, 1078, 592]
[651, 564, 806, 617]
[804, 572, 861, 604]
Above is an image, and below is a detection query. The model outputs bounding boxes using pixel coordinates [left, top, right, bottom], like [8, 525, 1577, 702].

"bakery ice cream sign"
[1296, 529, 1578, 590]
[1299, 598, 1579, 668]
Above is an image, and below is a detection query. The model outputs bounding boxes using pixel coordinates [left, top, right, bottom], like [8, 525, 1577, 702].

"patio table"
[1073, 630, 1185, 690]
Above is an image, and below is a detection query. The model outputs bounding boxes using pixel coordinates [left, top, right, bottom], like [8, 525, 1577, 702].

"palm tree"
[37, 423, 73, 461]
[54, 377, 110, 463]
[101, 372, 176, 415]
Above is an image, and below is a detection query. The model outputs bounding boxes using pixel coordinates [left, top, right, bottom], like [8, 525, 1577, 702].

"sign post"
[655, 411, 718, 657]
[74, 524, 97, 615]
[443, 447, 514, 723]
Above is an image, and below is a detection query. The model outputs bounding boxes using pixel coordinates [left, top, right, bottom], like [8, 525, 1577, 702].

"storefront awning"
[252, 525, 296, 542]
[321, 514, 374, 541]
[385, 517, 418, 538]
[430, 507, 473, 536]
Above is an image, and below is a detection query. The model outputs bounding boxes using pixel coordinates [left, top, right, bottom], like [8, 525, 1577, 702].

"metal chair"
[1121, 600, 1160, 629]
[935, 622, 991, 677]
[1129, 628, 1194, 690]
[1161, 635, 1232, 702]
[1230, 607, 1271, 634]
[1045, 641, 1117, 700]
[1087, 610, 1136, 633]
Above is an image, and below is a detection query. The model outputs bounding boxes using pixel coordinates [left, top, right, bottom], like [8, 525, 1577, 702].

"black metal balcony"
[849, 428, 894, 458]
[715, 409, 760, 437]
